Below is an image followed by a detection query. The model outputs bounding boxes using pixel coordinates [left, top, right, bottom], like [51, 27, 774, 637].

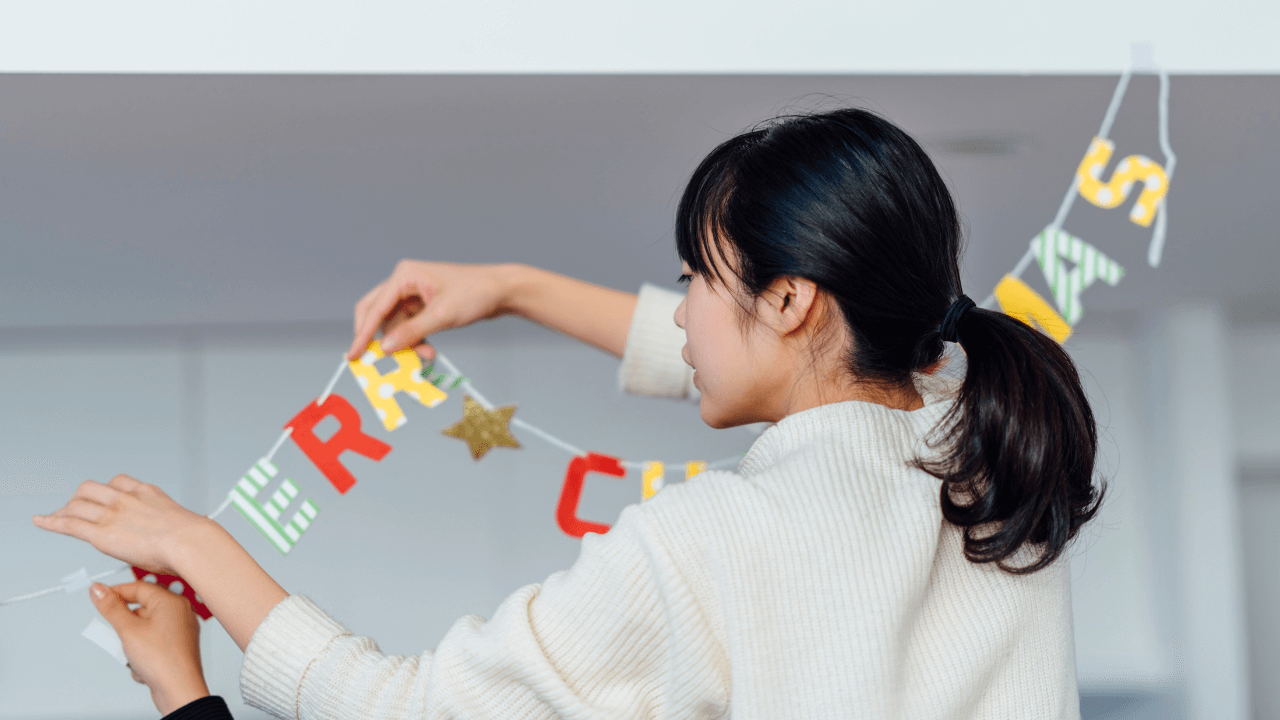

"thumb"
[90, 583, 139, 635]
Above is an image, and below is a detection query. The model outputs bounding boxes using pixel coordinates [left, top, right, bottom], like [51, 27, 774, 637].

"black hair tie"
[939, 294, 975, 344]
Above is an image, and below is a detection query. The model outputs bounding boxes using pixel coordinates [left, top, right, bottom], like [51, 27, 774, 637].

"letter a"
[286, 394, 392, 494]
[1031, 227, 1124, 325]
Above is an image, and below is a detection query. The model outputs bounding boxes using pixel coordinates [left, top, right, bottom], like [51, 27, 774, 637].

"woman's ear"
[760, 276, 819, 336]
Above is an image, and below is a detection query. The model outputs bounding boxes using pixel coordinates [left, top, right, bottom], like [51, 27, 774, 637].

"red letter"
[286, 394, 391, 494]
[131, 567, 212, 620]
[556, 452, 625, 538]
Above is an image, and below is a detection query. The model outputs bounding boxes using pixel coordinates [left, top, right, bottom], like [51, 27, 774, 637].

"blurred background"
[1, 3, 1277, 719]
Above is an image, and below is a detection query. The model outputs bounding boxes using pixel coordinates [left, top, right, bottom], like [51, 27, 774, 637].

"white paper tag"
[61, 568, 91, 594]
[81, 618, 128, 665]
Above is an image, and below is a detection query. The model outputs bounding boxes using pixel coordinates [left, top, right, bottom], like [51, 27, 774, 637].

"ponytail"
[916, 305, 1103, 574]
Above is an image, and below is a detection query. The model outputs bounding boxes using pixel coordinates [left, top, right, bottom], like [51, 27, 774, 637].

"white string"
[978, 67, 1137, 312]
[4, 391, 304, 607]
[4, 343, 743, 608]
[1148, 67, 1177, 268]
[0, 564, 132, 607]
[0, 586, 62, 605]
[1096, 68, 1132, 140]
[434, 351, 741, 468]
[512, 418, 587, 457]
[206, 493, 235, 521]
[5, 61, 1172, 610]
[264, 427, 294, 463]
[317, 358, 348, 406]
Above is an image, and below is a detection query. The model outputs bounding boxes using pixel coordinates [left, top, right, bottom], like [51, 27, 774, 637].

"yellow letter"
[1075, 136, 1168, 227]
[994, 275, 1073, 344]
[642, 461, 664, 501]
[348, 340, 447, 431]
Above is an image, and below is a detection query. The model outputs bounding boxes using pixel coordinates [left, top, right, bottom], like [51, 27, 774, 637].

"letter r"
[286, 394, 392, 494]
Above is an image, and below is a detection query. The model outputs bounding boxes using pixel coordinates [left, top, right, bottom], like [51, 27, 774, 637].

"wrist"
[154, 677, 210, 716]
[166, 517, 230, 580]
[496, 263, 541, 318]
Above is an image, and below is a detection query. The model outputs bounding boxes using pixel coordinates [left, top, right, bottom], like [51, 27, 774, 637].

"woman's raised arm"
[347, 262, 638, 361]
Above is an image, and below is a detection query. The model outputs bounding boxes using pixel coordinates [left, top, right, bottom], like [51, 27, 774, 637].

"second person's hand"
[90, 581, 210, 717]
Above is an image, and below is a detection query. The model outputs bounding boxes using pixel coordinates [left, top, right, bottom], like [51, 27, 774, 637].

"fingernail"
[90, 583, 106, 601]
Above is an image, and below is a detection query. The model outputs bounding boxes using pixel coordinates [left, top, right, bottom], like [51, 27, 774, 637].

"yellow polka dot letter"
[1075, 136, 1169, 228]
[348, 340, 448, 431]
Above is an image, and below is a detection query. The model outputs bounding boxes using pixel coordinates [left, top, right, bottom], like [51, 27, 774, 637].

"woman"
[40, 108, 1099, 719]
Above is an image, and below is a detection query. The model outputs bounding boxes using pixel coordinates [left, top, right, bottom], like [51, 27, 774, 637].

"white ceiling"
[1, 1, 1278, 74]
[0, 74, 1275, 333]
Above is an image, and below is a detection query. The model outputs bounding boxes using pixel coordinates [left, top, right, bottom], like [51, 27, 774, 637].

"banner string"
[1148, 68, 1177, 268]
[979, 61, 1172, 309]
[2, 344, 743, 607]
[5, 56, 1176, 610]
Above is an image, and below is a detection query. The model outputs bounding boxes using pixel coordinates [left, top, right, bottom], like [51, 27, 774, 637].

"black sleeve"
[160, 695, 233, 720]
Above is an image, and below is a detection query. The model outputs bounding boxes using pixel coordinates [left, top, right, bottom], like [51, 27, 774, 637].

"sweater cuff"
[160, 695, 232, 720]
[240, 595, 351, 720]
[617, 283, 698, 400]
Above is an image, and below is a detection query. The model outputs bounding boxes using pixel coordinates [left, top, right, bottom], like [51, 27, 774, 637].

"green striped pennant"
[230, 458, 319, 555]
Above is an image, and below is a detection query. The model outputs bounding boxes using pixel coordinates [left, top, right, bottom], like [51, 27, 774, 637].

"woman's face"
[674, 261, 786, 428]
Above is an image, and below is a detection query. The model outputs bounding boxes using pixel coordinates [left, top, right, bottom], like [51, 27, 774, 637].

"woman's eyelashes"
[677, 274, 693, 285]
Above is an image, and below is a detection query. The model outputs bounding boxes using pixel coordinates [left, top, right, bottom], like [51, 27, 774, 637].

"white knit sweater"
[240, 285, 1080, 720]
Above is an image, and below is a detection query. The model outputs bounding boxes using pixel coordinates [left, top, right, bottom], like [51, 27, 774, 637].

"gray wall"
[2, 74, 1278, 719]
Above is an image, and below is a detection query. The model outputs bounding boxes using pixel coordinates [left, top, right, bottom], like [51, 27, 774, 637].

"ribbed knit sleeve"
[239, 504, 728, 720]
[617, 284, 697, 401]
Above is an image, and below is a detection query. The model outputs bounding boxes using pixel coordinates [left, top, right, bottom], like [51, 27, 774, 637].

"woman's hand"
[36, 474, 288, 652]
[33, 475, 208, 575]
[348, 261, 639, 361]
[90, 580, 210, 716]
[348, 260, 522, 361]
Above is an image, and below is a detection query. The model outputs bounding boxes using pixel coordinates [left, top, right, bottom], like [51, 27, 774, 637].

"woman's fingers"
[55, 497, 107, 523]
[350, 261, 449, 357]
[107, 474, 144, 493]
[351, 284, 407, 358]
[32, 513, 100, 543]
[352, 282, 384, 335]
[110, 580, 170, 607]
[349, 283, 392, 359]
[73, 479, 121, 506]
[382, 293, 462, 354]
[366, 280, 436, 354]
[90, 583, 141, 633]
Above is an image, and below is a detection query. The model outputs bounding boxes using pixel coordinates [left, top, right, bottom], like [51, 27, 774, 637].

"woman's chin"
[698, 400, 750, 430]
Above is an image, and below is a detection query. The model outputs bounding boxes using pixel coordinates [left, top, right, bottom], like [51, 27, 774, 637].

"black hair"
[674, 108, 1101, 574]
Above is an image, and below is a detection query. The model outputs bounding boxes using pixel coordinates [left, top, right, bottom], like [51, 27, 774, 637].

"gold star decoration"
[441, 396, 522, 460]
